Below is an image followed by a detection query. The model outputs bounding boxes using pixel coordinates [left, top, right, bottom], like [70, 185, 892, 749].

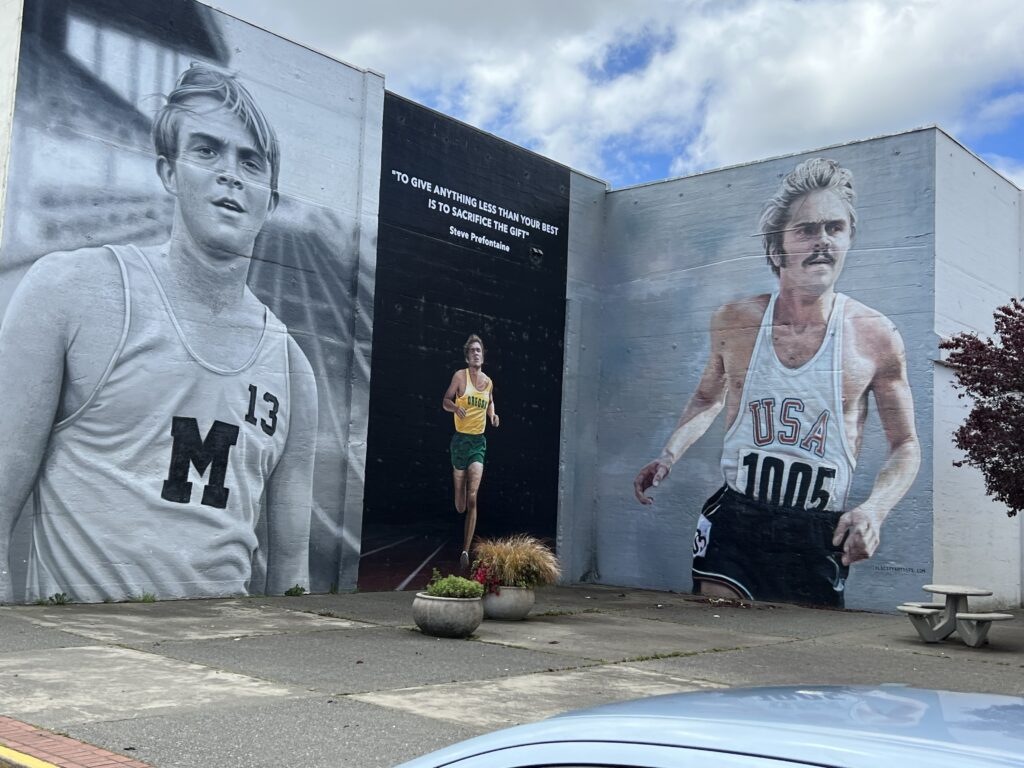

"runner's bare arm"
[488, 388, 499, 427]
[442, 370, 467, 419]
[0, 256, 77, 601]
[634, 309, 730, 505]
[833, 324, 920, 564]
[264, 337, 318, 594]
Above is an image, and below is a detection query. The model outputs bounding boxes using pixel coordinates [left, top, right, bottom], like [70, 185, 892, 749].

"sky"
[204, 0, 1024, 189]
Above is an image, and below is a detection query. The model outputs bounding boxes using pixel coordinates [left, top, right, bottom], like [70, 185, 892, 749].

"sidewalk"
[1, 585, 1022, 768]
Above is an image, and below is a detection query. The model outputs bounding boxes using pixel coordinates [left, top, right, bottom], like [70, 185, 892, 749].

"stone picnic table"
[897, 584, 1013, 647]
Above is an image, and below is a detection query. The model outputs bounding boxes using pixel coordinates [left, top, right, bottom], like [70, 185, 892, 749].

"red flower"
[472, 563, 502, 595]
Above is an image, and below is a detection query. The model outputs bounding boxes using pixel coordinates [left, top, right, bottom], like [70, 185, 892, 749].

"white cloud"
[983, 153, 1024, 187]
[969, 92, 1024, 137]
[205, 0, 1024, 186]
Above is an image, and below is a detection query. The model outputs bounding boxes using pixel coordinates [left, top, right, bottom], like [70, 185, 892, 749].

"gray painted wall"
[0, 1, 382, 601]
[574, 131, 937, 610]
[0, 0, 21, 249]
[933, 131, 1022, 607]
[558, 170, 608, 583]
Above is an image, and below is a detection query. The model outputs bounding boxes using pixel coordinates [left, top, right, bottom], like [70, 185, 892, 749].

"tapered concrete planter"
[483, 586, 535, 620]
[412, 592, 483, 638]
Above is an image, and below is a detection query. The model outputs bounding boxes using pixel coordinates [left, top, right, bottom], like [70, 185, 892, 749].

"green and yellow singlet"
[454, 368, 491, 435]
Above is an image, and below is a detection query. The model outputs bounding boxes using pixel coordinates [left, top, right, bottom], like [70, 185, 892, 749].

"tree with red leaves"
[939, 297, 1024, 517]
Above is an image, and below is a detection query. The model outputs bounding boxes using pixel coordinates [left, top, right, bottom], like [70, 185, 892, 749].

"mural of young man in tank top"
[0, 64, 317, 604]
[442, 334, 500, 570]
[633, 158, 921, 607]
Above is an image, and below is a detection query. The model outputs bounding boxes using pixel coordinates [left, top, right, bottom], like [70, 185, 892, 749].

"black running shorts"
[691, 485, 850, 607]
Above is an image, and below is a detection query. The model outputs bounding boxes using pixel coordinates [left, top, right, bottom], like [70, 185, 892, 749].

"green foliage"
[37, 592, 70, 606]
[940, 297, 1024, 516]
[284, 584, 307, 596]
[132, 593, 157, 603]
[425, 569, 484, 599]
[472, 535, 561, 591]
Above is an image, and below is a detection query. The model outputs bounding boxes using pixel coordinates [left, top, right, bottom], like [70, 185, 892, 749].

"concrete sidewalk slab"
[63, 697, 485, 768]
[8, 600, 363, 644]
[474, 611, 790, 660]
[0, 645, 307, 727]
[248, 591, 419, 627]
[152, 626, 592, 693]
[1, 585, 1021, 768]
[352, 663, 725, 730]
[610, 599, 900, 637]
[0, 611, 96, 654]
[817, 621, 1024, 658]
[630, 635, 1024, 695]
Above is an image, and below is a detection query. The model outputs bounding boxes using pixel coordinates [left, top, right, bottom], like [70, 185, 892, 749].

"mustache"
[801, 248, 834, 267]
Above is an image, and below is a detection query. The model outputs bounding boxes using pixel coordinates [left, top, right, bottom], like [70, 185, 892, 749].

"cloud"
[966, 92, 1024, 138]
[983, 153, 1024, 187]
[206, 0, 1024, 187]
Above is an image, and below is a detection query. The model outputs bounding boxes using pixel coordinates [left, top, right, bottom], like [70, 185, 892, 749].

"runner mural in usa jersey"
[634, 158, 921, 607]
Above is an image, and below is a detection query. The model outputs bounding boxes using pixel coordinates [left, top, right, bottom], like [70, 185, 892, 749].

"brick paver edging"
[0, 716, 151, 768]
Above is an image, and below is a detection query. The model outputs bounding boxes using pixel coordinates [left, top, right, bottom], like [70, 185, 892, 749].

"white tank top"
[720, 292, 856, 512]
[28, 245, 292, 603]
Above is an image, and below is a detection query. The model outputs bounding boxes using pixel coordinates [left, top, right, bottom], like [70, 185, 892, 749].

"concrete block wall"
[932, 131, 1022, 608]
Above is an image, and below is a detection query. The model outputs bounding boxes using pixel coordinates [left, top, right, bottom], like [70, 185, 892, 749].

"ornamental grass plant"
[472, 534, 560, 593]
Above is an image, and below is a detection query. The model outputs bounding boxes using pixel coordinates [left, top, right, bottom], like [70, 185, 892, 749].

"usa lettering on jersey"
[740, 397, 837, 511]
[748, 397, 830, 457]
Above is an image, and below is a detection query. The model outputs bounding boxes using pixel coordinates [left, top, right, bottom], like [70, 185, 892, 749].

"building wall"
[0, 0, 22, 249]
[557, 170, 609, 583]
[2, 1, 1021, 610]
[360, 94, 573, 590]
[0, 0, 382, 601]
[933, 131, 1022, 608]
[583, 132, 937, 610]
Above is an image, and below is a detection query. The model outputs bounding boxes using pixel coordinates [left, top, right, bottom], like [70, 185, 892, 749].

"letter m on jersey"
[161, 417, 239, 509]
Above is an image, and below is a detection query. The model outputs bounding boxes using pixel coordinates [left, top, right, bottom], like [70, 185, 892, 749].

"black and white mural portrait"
[0, 0, 381, 602]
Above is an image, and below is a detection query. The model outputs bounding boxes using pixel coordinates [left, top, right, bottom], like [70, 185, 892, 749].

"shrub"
[473, 535, 560, 592]
[37, 592, 70, 606]
[425, 569, 484, 599]
[940, 297, 1024, 516]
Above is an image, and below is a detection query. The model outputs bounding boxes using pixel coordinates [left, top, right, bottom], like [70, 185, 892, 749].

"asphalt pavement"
[1, 584, 1022, 767]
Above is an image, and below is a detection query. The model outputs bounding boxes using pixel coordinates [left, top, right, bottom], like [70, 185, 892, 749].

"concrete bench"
[897, 604, 949, 642]
[954, 612, 1015, 648]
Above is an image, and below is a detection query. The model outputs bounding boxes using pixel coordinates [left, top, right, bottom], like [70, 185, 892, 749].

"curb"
[0, 717, 151, 768]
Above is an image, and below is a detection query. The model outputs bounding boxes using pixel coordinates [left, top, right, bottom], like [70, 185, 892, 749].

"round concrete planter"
[483, 586, 535, 620]
[412, 592, 483, 638]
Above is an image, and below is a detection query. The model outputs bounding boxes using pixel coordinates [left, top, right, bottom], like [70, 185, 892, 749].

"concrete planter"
[412, 592, 483, 638]
[483, 586, 535, 620]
